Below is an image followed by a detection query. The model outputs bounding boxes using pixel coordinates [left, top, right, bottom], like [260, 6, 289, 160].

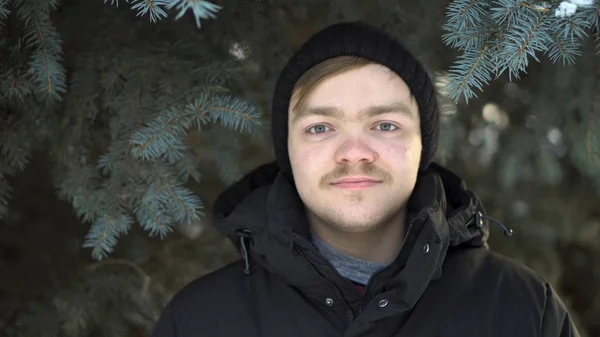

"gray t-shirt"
[311, 232, 387, 285]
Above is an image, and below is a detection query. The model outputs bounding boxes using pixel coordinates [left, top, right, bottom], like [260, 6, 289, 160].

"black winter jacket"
[151, 162, 580, 337]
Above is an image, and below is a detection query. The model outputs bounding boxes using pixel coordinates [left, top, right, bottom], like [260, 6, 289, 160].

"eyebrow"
[291, 102, 414, 125]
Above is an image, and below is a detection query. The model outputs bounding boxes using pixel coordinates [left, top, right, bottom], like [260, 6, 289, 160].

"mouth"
[330, 176, 382, 189]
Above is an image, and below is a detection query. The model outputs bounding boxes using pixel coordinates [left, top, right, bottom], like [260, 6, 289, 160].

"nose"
[334, 137, 378, 165]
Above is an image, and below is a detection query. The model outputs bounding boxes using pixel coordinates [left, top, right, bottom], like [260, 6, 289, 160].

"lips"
[330, 176, 382, 189]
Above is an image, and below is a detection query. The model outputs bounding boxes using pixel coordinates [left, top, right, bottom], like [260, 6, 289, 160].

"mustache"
[319, 163, 393, 188]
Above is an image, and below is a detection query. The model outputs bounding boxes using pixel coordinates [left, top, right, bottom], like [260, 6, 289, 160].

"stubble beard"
[312, 195, 399, 234]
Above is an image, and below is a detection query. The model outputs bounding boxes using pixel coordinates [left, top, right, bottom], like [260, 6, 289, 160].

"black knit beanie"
[271, 21, 439, 178]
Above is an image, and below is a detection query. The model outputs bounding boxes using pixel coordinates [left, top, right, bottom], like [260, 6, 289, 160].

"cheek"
[289, 144, 328, 199]
[288, 142, 328, 179]
[408, 137, 423, 160]
[380, 139, 422, 168]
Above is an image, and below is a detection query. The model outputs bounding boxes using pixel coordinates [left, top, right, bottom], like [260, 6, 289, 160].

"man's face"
[287, 63, 422, 233]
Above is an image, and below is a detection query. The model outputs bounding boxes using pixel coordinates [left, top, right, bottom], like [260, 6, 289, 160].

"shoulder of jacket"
[167, 259, 248, 312]
[448, 247, 550, 293]
[484, 249, 549, 284]
[477, 250, 579, 334]
[466, 248, 554, 300]
[438, 248, 579, 335]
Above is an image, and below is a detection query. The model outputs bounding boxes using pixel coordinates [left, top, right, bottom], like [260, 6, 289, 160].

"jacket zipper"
[293, 243, 357, 320]
[357, 218, 416, 314]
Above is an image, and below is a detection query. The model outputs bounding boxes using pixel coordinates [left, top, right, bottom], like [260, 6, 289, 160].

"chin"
[323, 207, 390, 232]
[328, 221, 382, 233]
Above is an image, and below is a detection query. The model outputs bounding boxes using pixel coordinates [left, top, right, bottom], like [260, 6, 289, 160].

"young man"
[151, 22, 580, 337]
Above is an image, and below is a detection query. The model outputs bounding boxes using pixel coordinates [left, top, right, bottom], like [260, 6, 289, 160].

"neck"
[307, 208, 407, 265]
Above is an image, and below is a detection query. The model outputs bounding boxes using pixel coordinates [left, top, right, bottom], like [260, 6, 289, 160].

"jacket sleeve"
[151, 302, 177, 337]
[541, 283, 581, 337]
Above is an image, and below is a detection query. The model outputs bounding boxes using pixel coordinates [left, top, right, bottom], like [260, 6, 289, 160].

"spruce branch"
[444, 0, 488, 31]
[130, 93, 260, 162]
[15, 0, 67, 101]
[130, 0, 169, 23]
[83, 213, 134, 260]
[547, 30, 582, 64]
[444, 0, 599, 102]
[555, 10, 591, 40]
[442, 28, 490, 51]
[500, 9, 552, 80]
[446, 43, 494, 103]
[0, 121, 32, 172]
[0, 0, 9, 17]
[1, 68, 35, 103]
[130, 107, 192, 162]
[2, 5, 263, 261]
[103, 0, 222, 28]
[0, 0, 10, 34]
[209, 95, 262, 133]
[97, 148, 126, 176]
[588, 2, 600, 33]
[520, 2, 551, 13]
[443, 0, 492, 51]
[73, 190, 105, 224]
[103, 0, 124, 6]
[585, 2, 600, 53]
[173, 153, 202, 182]
[103, 0, 169, 22]
[491, 0, 527, 27]
[56, 165, 101, 206]
[132, 160, 204, 228]
[163, 183, 203, 225]
[165, 0, 222, 28]
[135, 195, 175, 238]
[185, 95, 219, 130]
[133, 173, 203, 238]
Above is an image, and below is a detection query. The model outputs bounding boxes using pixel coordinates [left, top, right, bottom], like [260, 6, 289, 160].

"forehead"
[313, 64, 410, 96]
[290, 64, 417, 119]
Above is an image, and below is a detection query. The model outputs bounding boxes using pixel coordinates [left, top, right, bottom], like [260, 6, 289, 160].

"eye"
[307, 124, 331, 134]
[375, 123, 399, 132]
